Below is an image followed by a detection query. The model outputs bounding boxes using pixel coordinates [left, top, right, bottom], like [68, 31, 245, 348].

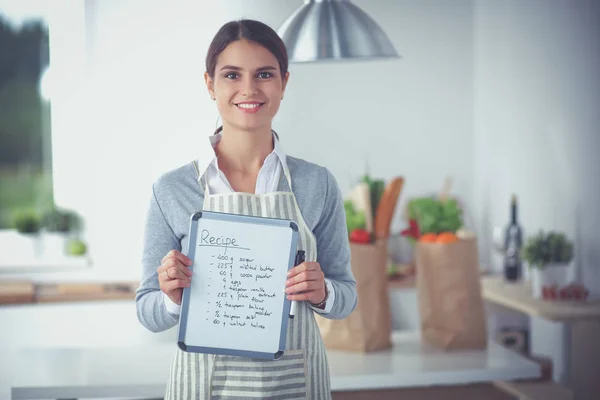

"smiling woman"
[206, 37, 288, 135]
[135, 19, 357, 400]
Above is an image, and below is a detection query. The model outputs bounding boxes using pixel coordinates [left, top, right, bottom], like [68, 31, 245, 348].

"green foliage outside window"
[0, 15, 53, 229]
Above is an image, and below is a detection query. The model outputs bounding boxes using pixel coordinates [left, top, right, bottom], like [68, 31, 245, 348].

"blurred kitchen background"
[0, 0, 598, 399]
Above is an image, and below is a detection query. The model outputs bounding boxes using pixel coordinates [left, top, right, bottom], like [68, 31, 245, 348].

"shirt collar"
[197, 131, 288, 176]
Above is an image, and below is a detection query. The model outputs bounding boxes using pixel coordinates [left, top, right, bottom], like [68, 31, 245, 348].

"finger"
[158, 258, 190, 276]
[157, 259, 178, 273]
[285, 280, 322, 294]
[180, 264, 193, 277]
[286, 290, 323, 303]
[164, 279, 190, 293]
[157, 266, 172, 281]
[168, 265, 193, 280]
[161, 250, 192, 266]
[163, 261, 193, 278]
[286, 270, 323, 286]
[287, 262, 320, 278]
[287, 292, 310, 301]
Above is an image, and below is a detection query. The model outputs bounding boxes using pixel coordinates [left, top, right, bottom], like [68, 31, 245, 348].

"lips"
[235, 102, 264, 113]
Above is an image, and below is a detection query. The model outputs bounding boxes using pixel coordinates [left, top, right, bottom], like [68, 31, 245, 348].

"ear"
[281, 71, 290, 99]
[204, 72, 215, 99]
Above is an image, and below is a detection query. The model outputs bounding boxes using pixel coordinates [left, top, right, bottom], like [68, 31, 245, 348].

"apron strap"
[192, 160, 210, 197]
[282, 163, 293, 192]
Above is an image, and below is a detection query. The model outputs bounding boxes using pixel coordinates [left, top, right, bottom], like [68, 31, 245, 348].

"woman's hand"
[285, 261, 326, 306]
[157, 250, 193, 305]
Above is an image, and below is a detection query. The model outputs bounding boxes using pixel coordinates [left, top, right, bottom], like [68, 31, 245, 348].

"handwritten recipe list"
[184, 218, 295, 354]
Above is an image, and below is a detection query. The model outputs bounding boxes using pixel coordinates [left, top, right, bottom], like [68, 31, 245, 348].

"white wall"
[48, 0, 475, 279]
[473, 1, 600, 393]
[473, 0, 600, 294]
[41, 0, 599, 295]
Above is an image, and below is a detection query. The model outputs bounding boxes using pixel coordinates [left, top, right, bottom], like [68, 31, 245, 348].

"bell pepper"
[401, 219, 420, 240]
[349, 228, 371, 244]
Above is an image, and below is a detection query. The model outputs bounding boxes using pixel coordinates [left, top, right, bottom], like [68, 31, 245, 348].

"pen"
[289, 250, 305, 319]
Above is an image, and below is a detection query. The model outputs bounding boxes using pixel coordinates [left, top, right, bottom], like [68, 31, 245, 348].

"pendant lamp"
[277, 0, 400, 63]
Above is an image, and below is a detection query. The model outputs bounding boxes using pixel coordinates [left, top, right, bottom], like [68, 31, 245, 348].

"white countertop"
[326, 331, 540, 391]
[11, 331, 540, 399]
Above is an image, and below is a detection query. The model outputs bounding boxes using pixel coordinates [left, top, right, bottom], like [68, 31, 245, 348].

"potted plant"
[40, 208, 82, 258]
[13, 210, 41, 234]
[12, 209, 43, 257]
[522, 230, 574, 299]
[41, 208, 81, 233]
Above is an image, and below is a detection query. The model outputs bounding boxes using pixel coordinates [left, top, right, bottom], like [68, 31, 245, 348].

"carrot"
[436, 231, 459, 244]
[419, 233, 438, 243]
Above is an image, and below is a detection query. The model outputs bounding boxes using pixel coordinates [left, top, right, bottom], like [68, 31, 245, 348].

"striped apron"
[164, 160, 331, 399]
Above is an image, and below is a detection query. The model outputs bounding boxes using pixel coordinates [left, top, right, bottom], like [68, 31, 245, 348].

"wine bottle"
[504, 194, 523, 282]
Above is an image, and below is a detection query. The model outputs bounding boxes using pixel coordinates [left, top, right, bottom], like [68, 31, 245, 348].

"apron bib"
[164, 160, 331, 400]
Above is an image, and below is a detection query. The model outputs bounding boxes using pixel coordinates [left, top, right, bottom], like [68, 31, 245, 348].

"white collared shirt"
[164, 131, 335, 316]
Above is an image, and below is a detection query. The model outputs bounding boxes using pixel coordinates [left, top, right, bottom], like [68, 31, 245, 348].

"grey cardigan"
[136, 156, 357, 333]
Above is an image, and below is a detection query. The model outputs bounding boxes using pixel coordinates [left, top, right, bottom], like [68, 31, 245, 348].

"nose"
[241, 76, 258, 96]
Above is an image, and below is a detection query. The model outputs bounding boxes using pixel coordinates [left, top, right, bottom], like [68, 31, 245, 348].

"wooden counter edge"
[0, 281, 139, 305]
[493, 380, 574, 400]
[481, 276, 600, 322]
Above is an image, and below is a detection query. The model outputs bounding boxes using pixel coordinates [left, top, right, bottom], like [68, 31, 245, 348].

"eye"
[224, 72, 239, 80]
[257, 71, 273, 79]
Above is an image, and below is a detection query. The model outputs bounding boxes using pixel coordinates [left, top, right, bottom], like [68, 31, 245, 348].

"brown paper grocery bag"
[315, 240, 392, 352]
[415, 237, 487, 350]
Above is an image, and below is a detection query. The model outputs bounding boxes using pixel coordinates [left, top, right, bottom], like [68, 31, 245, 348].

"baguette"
[374, 177, 405, 238]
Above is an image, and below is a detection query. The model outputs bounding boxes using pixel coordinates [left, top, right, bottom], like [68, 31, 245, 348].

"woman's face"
[206, 39, 289, 133]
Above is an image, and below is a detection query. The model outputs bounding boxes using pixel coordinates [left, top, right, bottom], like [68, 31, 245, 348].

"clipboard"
[177, 211, 299, 360]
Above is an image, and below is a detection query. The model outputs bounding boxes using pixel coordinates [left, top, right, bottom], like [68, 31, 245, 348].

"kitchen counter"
[10, 330, 540, 399]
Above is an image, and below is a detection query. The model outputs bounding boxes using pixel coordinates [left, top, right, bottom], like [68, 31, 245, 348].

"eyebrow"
[219, 65, 278, 72]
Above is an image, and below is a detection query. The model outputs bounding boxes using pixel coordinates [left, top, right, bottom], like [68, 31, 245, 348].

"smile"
[235, 102, 264, 114]
[235, 102, 264, 109]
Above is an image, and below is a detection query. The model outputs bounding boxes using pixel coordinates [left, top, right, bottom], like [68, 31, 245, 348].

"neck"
[216, 124, 274, 173]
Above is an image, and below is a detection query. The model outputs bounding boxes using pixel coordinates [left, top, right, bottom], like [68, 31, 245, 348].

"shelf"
[0, 281, 35, 304]
[0, 281, 138, 305]
[0, 256, 91, 273]
[481, 276, 600, 321]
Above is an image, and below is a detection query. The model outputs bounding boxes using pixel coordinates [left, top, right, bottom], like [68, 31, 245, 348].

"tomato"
[349, 229, 371, 244]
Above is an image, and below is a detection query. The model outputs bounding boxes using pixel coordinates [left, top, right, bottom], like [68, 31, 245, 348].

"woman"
[136, 19, 357, 399]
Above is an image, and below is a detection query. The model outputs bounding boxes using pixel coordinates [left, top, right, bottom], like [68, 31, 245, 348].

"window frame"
[0, 1, 91, 274]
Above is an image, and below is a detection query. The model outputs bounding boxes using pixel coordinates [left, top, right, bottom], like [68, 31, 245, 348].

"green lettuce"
[408, 197, 462, 234]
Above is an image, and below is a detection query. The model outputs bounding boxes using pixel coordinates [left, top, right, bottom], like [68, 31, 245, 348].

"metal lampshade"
[277, 0, 400, 63]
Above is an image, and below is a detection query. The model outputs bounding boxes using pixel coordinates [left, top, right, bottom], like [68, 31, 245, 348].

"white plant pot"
[1, 231, 43, 260]
[42, 232, 70, 259]
[22, 233, 43, 258]
[530, 263, 570, 299]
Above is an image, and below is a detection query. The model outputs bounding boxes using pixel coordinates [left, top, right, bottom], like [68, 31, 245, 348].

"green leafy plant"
[522, 230, 574, 269]
[40, 208, 81, 233]
[361, 175, 385, 220]
[344, 200, 366, 235]
[12, 209, 41, 234]
[407, 197, 462, 234]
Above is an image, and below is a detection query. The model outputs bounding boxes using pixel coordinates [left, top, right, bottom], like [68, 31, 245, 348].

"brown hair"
[205, 19, 289, 79]
[208, 20, 286, 140]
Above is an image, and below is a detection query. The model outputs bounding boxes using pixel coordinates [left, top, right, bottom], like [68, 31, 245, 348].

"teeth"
[237, 103, 261, 109]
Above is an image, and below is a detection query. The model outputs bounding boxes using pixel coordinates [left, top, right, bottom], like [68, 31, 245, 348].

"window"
[0, 3, 90, 271]
[0, 10, 53, 229]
